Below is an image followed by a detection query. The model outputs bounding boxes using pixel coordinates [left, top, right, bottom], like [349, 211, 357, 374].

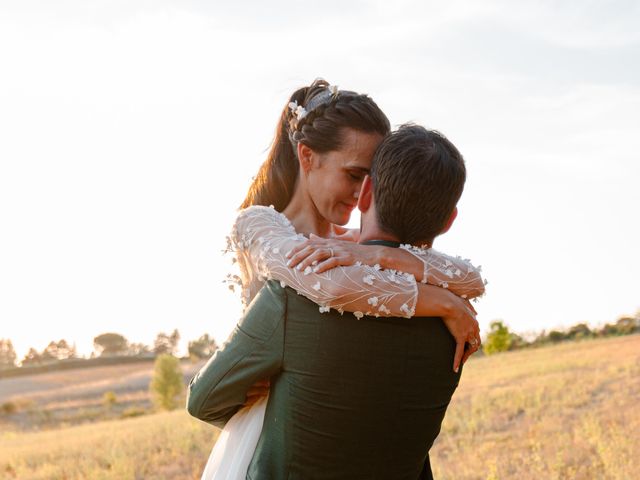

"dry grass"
[1, 335, 638, 479]
[0, 410, 218, 480]
[0, 360, 205, 431]
[431, 334, 640, 479]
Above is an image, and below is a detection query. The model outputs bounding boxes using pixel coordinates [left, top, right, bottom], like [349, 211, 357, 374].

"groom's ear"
[357, 175, 373, 213]
[440, 206, 458, 234]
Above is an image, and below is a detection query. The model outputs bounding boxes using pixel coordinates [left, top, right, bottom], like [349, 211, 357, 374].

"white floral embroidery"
[399, 243, 485, 298]
[354, 311, 364, 319]
[368, 296, 379, 307]
[227, 205, 485, 319]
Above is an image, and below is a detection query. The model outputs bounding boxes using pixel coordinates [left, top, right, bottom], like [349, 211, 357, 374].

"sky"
[1, 0, 639, 360]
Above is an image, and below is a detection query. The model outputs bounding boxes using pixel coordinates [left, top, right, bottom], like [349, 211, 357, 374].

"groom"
[188, 125, 476, 479]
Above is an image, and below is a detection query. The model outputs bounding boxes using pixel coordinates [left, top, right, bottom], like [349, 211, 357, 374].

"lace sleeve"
[230, 206, 419, 318]
[400, 244, 486, 299]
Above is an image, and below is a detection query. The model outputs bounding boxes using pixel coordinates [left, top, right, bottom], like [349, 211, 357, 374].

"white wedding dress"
[201, 205, 484, 480]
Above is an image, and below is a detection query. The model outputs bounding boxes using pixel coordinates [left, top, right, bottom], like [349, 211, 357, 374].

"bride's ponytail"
[240, 86, 305, 211]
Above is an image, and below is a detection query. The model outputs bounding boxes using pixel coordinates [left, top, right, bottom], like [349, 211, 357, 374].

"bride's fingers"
[461, 346, 475, 366]
[287, 245, 318, 268]
[453, 341, 464, 373]
[297, 249, 334, 271]
[313, 255, 353, 273]
[286, 240, 310, 259]
[247, 386, 270, 396]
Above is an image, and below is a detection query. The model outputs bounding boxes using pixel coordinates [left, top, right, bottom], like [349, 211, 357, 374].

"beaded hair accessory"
[288, 85, 340, 124]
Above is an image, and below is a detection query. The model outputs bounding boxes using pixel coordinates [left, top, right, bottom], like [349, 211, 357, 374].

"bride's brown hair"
[241, 79, 390, 211]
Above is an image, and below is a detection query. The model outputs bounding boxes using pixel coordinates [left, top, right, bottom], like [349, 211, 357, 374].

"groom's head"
[358, 124, 466, 246]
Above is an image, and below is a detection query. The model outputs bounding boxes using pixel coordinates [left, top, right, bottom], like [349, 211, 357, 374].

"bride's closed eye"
[347, 170, 365, 181]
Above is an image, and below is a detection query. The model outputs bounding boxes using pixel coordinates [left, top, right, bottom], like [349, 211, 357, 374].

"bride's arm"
[286, 237, 485, 299]
[230, 206, 420, 318]
[231, 207, 479, 318]
[232, 206, 481, 371]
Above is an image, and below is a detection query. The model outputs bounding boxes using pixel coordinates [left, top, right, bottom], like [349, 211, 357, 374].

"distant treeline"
[0, 355, 157, 379]
[2, 311, 639, 374]
[0, 330, 218, 378]
[483, 312, 640, 355]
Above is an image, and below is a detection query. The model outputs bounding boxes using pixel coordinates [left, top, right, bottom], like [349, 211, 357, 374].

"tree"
[150, 354, 184, 410]
[93, 333, 128, 356]
[566, 323, 593, 340]
[508, 332, 529, 350]
[188, 334, 218, 361]
[21, 347, 42, 366]
[127, 342, 151, 356]
[483, 320, 512, 355]
[42, 339, 77, 361]
[614, 317, 638, 335]
[547, 330, 567, 343]
[154, 329, 180, 356]
[0, 339, 17, 369]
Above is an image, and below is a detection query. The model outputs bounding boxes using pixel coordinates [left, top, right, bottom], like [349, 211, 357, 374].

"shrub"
[150, 354, 184, 411]
[120, 406, 147, 418]
[103, 391, 117, 408]
[483, 320, 512, 355]
[0, 401, 17, 415]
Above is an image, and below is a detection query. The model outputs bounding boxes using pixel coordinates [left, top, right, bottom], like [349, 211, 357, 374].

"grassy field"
[1, 334, 638, 479]
[0, 360, 204, 432]
[432, 334, 640, 479]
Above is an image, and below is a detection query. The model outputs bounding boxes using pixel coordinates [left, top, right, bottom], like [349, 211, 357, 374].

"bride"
[201, 79, 485, 479]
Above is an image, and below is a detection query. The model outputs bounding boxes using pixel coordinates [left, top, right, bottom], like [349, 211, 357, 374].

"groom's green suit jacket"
[187, 280, 461, 480]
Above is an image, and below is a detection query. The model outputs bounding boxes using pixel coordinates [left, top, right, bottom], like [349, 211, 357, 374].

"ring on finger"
[328, 248, 334, 257]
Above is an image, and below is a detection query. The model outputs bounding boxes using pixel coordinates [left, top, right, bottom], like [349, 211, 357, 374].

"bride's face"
[305, 128, 383, 226]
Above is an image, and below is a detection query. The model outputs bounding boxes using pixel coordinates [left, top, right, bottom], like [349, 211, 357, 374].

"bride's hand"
[243, 379, 270, 408]
[286, 234, 381, 273]
[439, 292, 482, 372]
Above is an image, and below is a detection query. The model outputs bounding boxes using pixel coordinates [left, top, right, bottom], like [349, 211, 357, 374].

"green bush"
[150, 354, 184, 411]
[483, 320, 512, 355]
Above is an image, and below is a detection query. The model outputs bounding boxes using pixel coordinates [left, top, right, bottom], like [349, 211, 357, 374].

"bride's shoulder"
[233, 205, 295, 232]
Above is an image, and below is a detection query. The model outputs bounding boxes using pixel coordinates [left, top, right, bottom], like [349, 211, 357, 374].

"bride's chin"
[330, 204, 353, 226]
[333, 213, 350, 226]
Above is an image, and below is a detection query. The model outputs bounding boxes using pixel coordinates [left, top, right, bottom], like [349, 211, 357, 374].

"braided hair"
[241, 79, 390, 211]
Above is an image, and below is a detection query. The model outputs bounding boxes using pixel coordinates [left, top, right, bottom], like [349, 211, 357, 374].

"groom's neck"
[358, 215, 400, 245]
[358, 211, 434, 248]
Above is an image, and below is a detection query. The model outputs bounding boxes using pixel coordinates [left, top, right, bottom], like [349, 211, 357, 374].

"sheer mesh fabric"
[226, 206, 484, 319]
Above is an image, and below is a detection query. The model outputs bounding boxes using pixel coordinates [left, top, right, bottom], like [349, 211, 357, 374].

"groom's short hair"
[371, 124, 466, 245]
